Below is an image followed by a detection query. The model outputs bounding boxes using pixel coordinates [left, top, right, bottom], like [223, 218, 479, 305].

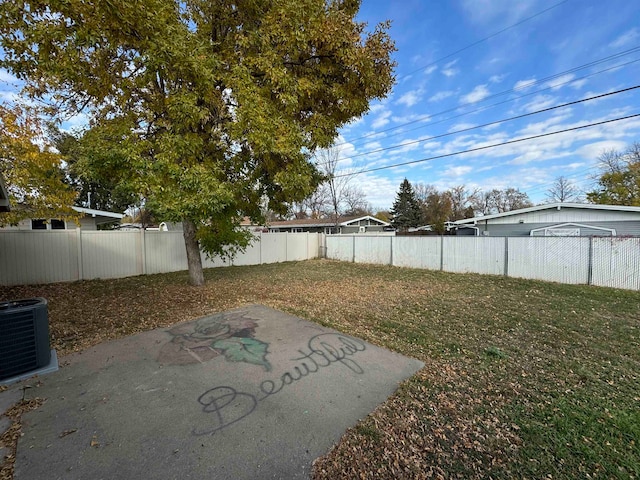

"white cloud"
[397, 90, 422, 107]
[576, 140, 629, 161]
[517, 111, 574, 136]
[441, 59, 459, 77]
[424, 65, 438, 75]
[60, 112, 90, 132]
[514, 78, 536, 91]
[460, 84, 490, 104]
[521, 94, 557, 112]
[570, 79, 588, 89]
[371, 110, 392, 129]
[0, 69, 18, 84]
[489, 74, 506, 83]
[581, 88, 616, 105]
[460, 0, 537, 25]
[545, 74, 575, 91]
[443, 165, 473, 177]
[609, 28, 639, 49]
[448, 122, 476, 133]
[0, 91, 20, 103]
[391, 113, 430, 124]
[429, 90, 455, 102]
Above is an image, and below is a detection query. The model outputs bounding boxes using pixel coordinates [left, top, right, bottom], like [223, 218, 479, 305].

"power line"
[334, 113, 640, 178]
[336, 46, 640, 147]
[342, 57, 640, 156]
[399, 0, 569, 80]
[523, 167, 599, 196]
[330, 85, 639, 163]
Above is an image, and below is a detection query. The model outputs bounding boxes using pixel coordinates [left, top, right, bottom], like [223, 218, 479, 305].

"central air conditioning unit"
[0, 298, 51, 381]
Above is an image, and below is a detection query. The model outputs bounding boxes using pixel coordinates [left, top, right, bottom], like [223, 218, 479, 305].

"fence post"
[440, 235, 444, 271]
[76, 227, 83, 281]
[587, 236, 593, 285]
[140, 228, 147, 275]
[504, 237, 509, 277]
[285, 232, 288, 262]
[259, 232, 263, 264]
[352, 235, 356, 263]
[390, 235, 394, 266]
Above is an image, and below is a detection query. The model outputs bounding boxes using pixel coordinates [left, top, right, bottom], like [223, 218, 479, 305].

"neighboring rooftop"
[454, 203, 640, 224]
[71, 206, 124, 225]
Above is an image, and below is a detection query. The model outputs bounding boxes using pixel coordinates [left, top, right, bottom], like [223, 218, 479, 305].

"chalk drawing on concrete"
[194, 333, 367, 436]
[158, 311, 272, 371]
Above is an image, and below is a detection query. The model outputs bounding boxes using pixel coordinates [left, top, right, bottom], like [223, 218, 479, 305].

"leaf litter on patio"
[1, 259, 639, 479]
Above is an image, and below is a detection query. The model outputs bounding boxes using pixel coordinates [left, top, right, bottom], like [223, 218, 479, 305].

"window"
[31, 219, 47, 230]
[292, 227, 303, 233]
[269, 228, 280, 233]
[51, 219, 66, 230]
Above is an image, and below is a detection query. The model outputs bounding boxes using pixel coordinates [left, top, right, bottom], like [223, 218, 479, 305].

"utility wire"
[336, 46, 640, 147]
[334, 113, 640, 178]
[330, 85, 639, 163]
[521, 166, 599, 196]
[399, 0, 569, 80]
[342, 58, 640, 155]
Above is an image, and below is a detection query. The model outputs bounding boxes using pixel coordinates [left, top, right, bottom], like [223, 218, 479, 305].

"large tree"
[390, 178, 421, 232]
[0, 104, 77, 226]
[587, 143, 640, 206]
[0, 0, 395, 285]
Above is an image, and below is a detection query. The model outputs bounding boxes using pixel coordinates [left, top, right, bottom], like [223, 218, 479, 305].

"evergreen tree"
[390, 179, 421, 232]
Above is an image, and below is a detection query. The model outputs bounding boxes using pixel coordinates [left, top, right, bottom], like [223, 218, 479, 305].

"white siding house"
[453, 203, 640, 237]
[0, 206, 124, 231]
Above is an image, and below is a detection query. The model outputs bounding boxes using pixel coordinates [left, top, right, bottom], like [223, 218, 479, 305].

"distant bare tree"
[316, 146, 347, 225]
[447, 185, 479, 220]
[472, 188, 532, 214]
[413, 182, 438, 205]
[342, 184, 371, 216]
[501, 188, 533, 212]
[288, 145, 370, 221]
[472, 190, 496, 215]
[546, 176, 582, 203]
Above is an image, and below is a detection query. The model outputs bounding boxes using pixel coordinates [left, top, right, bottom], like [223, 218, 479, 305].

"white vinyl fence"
[325, 235, 640, 291]
[0, 230, 322, 286]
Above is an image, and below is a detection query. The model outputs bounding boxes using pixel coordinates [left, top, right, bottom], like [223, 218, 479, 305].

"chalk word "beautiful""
[194, 333, 366, 435]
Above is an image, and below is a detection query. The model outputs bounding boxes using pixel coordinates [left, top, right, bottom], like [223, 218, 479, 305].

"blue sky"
[337, 0, 640, 209]
[1, 0, 639, 212]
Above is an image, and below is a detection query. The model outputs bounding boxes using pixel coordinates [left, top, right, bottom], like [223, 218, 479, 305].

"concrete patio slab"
[13, 304, 423, 479]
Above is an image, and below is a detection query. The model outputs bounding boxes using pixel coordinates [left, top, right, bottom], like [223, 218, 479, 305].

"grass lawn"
[1, 259, 639, 479]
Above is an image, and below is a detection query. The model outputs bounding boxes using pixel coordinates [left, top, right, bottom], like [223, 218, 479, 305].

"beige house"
[243, 215, 393, 235]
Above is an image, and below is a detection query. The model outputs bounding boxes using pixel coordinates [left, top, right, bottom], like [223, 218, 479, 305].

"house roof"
[0, 174, 10, 212]
[265, 215, 390, 228]
[454, 203, 640, 225]
[72, 206, 124, 225]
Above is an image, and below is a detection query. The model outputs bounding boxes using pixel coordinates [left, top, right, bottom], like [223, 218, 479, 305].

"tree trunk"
[182, 218, 205, 286]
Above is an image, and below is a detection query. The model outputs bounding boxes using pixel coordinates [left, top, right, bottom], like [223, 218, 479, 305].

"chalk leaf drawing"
[212, 337, 272, 371]
[158, 311, 272, 371]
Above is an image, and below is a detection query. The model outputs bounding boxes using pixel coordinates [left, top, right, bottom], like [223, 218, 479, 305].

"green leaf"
[212, 337, 272, 371]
